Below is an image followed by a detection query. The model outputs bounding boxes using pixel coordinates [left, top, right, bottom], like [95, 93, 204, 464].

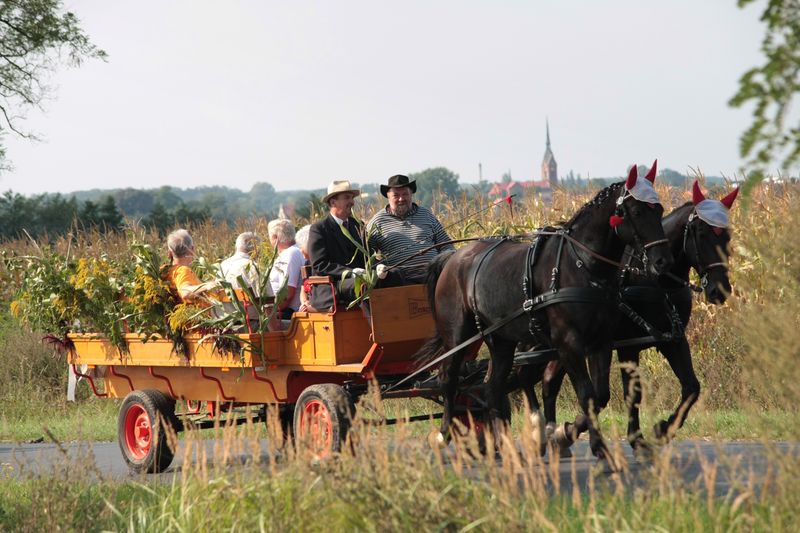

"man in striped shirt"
[367, 174, 455, 284]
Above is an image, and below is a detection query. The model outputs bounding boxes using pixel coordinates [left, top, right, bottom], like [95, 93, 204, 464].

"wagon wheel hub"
[300, 399, 333, 458]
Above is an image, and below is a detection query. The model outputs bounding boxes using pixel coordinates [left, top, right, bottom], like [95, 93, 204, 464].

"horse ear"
[692, 180, 706, 205]
[626, 165, 638, 189]
[720, 187, 739, 209]
[644, 159, 657, 183]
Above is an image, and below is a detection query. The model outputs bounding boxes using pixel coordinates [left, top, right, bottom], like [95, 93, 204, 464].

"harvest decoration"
[6, 235, 284, 358]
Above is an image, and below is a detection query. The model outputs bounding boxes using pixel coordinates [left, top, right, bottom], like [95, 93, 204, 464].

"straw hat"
[322, 180, 361, 203]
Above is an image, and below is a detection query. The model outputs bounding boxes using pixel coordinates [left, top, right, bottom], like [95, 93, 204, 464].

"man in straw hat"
[308, 179, 366, 310]
[367, 174, 454, 284]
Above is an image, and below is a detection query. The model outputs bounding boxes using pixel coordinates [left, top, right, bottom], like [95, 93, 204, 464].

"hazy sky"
[1, 1, 766, 195]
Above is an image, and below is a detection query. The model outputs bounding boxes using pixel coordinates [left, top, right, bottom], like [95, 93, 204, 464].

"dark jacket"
[308, 215, 365, 309]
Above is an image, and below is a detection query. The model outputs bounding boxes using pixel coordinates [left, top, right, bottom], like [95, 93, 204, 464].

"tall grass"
[2, 413, 799, 531]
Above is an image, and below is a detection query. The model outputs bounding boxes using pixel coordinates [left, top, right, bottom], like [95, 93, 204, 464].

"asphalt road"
[1, 439, 796, 497]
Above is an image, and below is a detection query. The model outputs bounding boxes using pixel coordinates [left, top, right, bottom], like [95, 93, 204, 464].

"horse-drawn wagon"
[67, 283, 488, 473]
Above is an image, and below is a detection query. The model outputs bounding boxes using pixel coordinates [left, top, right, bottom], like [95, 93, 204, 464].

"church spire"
[546, 117, 551, 149]
[541, 119, 558, 187]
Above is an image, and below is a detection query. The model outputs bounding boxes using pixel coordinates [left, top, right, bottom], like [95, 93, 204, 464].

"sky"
[1, 0, 767, 195]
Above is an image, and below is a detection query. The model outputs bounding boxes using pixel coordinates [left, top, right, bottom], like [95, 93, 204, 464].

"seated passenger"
[268, 219, 304, 319]
[164, 228, 219, 303]
[308, 180, 365, 311]
[220, 232, 268, 296]
[367, 174, 455, 284]
[294, 224, 317, 313]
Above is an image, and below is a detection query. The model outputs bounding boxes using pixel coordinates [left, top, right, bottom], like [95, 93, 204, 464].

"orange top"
[166, 265, 204, 302]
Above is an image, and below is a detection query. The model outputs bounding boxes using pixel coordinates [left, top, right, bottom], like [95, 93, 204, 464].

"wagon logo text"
[408, 298, 430, 318]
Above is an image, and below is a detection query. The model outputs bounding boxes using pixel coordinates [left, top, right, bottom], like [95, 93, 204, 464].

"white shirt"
[220, 251, 272, 297]
[269, 245, 305, 310]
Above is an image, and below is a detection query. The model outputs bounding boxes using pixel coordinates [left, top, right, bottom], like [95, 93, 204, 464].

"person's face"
[387, 186, 412, 217]
[330, 192, 356, 219]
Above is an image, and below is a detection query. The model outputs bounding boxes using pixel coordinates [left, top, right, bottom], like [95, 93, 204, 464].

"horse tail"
[425, 249, 455, 317]
[413, 250, 455, 367]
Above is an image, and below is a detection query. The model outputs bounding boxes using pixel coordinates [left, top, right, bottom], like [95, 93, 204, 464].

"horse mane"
[560, 181, 624, 226]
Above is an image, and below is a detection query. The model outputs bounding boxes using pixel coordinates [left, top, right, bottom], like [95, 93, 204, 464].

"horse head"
[686, 180, 738, 304]
[610, 160, 673, 275]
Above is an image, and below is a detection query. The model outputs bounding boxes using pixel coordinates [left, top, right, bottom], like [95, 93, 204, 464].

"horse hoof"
[594, 456, 618, 474]
[552, 422, 575, 458]
[632, 442, 655, 463]
[653, 421, 671, 443]
[633, 446, 654, 464]
[428, 430, 447, 449]
[529, 411, 547, 457]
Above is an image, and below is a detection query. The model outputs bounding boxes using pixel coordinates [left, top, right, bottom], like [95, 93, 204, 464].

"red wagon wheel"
[117, 389, 179, 474]
[293, 384, 353, 459]
[123, 403, 152, 460]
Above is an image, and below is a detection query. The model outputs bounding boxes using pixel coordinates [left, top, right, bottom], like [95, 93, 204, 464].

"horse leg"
[542, 361, 574, 458]
[618, 347, 651, 458]
[654, 337, 700, 442]
[484, 336, 516, 446]
[438, 348, 468, 445]
[517, 362, 548, 456]
[436, 313, 477, 445]
[561, 343, 614, 466]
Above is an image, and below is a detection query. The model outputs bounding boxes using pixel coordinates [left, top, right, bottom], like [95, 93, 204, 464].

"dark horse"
[418, 163, 673, 462]
[534, 181, 739, 457]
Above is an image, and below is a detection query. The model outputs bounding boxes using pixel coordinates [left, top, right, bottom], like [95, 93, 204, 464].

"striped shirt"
[367, 203, 454, 282]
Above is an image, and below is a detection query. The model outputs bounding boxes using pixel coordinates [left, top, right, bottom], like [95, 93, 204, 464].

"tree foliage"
[730, 0, 800, 192]
[408, 167, 461, 207]
[0, 0, 105, 167]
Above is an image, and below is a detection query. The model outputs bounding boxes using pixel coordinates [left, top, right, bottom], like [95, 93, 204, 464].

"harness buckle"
[523, 299, 534, 312]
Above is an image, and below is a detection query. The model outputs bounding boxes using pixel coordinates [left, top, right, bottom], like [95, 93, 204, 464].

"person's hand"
[376, 264, 388, 280]
[351, 268, 366, 277]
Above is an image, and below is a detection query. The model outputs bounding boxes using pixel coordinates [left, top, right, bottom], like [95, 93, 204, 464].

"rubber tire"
[118, 389, 178, 474]
[293, 384, 353, 458]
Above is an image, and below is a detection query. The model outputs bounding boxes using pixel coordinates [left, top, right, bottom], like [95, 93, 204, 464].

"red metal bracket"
[148, 367, 177, 399]
[109, 366, 135, 393]
[71, 364, 108, 398]
[185, 400, 202, 414]
[199, 367, 236, 402]
[360, 343, 384, 380]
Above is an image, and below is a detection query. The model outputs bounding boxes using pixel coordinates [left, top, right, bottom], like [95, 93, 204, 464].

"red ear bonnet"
[720, 187, 739, 209]
[625, 165, 638, 189]
[644, 159, 657, 183]
[692, 180, 706, 205]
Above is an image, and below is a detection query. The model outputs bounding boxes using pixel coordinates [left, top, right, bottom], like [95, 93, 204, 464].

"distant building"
[487, 120, 557, 204]
[541, 120, 558, 187]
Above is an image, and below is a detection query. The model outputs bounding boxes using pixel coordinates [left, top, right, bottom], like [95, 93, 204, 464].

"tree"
[144, 201, 172, 237]
[248, 182, 277, 213]
[0, 1, 106, 168]
[97, 195, 123, 231]
[409, 167, 461, 207]
[79, 199, 99, 227]
[730, 0, 800, 194]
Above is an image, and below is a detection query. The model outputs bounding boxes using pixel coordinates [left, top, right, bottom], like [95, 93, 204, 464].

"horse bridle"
[683, 211, 729, 289]
[614, 188, 669, 268]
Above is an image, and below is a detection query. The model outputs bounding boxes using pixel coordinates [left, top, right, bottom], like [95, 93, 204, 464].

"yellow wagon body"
[68, 285, 436, 404]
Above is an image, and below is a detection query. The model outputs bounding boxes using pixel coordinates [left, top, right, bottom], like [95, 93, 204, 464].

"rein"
[384, 229, 641, 273]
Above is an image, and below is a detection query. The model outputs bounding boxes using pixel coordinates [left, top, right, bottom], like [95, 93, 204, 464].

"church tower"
[541, 120, 558, 187]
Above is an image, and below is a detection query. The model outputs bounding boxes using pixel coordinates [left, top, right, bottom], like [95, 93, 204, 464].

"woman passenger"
[164, 228, 219, 303]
